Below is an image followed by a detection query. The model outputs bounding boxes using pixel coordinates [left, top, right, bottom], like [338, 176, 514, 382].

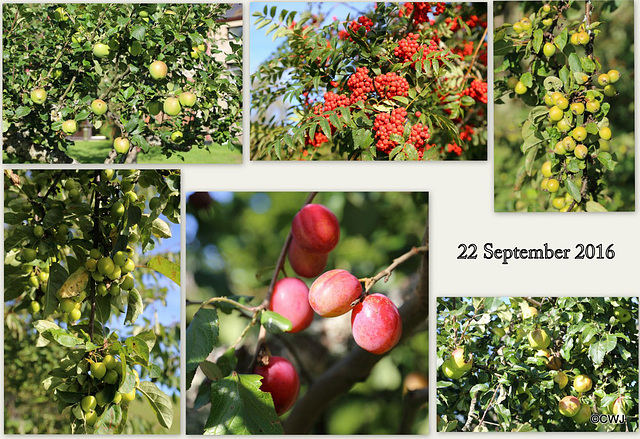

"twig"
[477, 385, 501, 430]
[360, 244, 429, 293]
[524, 297, 542, 307]
[461, 26, 489, 88]
[462, 392, 479, 431]
[40, 171, 65, 201]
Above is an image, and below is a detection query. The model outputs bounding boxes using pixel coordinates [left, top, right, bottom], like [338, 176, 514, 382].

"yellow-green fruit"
[91, 99, 107, 116]
[85, 409, 98, 426]
[553, 141, 566, 155]
[528, 328, 551, 349]
[103, 354, 117, 369]
[562, 136, 576, 152]
[123, 388, 136, 402]
[441, 358, 464, 380]
[541, 161, 553, 178]
[31, 88, 47, 104]
[114, 137, 130, 154]
[607, 69, 620, 83]
[597, 73, 611, 87]
[178, 92, 197, 107]
[611, 396, 627, 415]
[577, 31, 589, 45]
[573, 404, 591, 423]
[540, 178, 549, 190]
[91, 362, 107, 380]
[514, 81, 528, 95]
[171, 131, 184, 143]
[552, 197, 565, 209]
[604, 85, 617, 97]
[573, 374, 593, 393]
[574, 144, 588, 160]
[520, 17, 532, 31]
[613, 307, 632, 323]
[570, 33, 580, 45]
[599, 126, 612, 141]
[98, 257, 115, 276]
[559, 395, 581, 417]
[149, 60, 168, 80]
[60, 298, 76, 313]
[506, 76, 519, 89]
[23, 248, 38, 262]
[92, 43, 110, 58]
[557, 119, 572, 132]
[523, 306, 538, 318]
[543, 42, 556, 57]
[29, 300, 41, 313]
[451, 347, 473, 372]
[555, 96, 569, 110]
[544, 93, 554, 106]
[69, 308, 82, 321]
[586, 100, 600, 113]
[548, 106, 563, 122]
[572, 127, 587, 142]
[104, 369, 119, 384]
[163, 97, 181, 116]
[513, 22, 523, 33]
[113, 393, 123, 404]
[62, 120, 77, 134]
[554, 371, 568, 389]
[570, 102, 585, 115]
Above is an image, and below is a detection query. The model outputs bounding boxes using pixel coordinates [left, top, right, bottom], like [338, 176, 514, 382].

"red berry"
[288, 237, 328, 278]
[351, 293, 402, 354]
[254, 356, 300, 415]
[309, 269, 362, 317]
[291, 204, 340, 253]
[269, 278, 314, 333]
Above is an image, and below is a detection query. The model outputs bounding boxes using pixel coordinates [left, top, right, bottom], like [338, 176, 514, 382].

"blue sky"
[250, 2, 374, 74]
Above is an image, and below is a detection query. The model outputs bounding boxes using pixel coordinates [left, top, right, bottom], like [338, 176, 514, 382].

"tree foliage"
[4, 169, 181, 433]
[251, 2, 487, 160]
[2, 3, 242, 164]
[185, 192, 428, 434]
[494, 1, 634, 212]
[437, 297, 638, 432]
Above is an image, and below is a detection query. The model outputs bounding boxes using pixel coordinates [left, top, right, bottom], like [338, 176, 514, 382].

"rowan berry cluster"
[408, 123, 431, 149]
[394, 33, 441, 67]
[373, 108, 407, 153]
[349, 15, 373, 34]
[400, 2, 445, 24]
[347, 67, 374, 104]
[461, 79, 488, 104]
[374, 72, 410, 100]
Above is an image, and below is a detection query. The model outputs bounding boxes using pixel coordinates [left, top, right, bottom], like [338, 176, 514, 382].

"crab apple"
[31, 88, 47, 104]
[512, 22, 523, 34]
[506, 76, 519, 89]
[541, 161, 553, 178]
[85, 409, 98, 426]
[599, 126, 612, 140]
[81, 395, 97, 412]
[557, 119, 572, 133]
[520, 17, 532, 31]
[103, 354, 117, 369]
[572, 127, 587, 142]
[114, 137, 130, 154]
[570, 102, 585, 115]
[552, 197, 565, 209]
[528, 328, 550, 349]
[597, 73, 611, 87]
[91, 361, 107, 380]
[309, 269, 362, 317]
[123, 389, 136, 402]
[523, 306, 538, 318]
[269, 278, 314, 333]
[163, 97, 181, 116]
[577, 31, 589, 45]
[514, 81, 527, 95]
[441, 358, 464, 380]
[69, 308, 82, 321]
[149, 60, 168, 80]
[254, 356, 300, 415]
[62, 120, 77, 134]
[604, 85, 617, 97]
[611, 396, 627, 415]
[92, 43, 110, 58]
[574, 144, 588, 160]
[613, 307, 632, 323]
[543, 42, 556, 57]
[586, 99, 600, 113]
[573, 374, 593, 393]
[91, 99, 107, 115]
[98, 257, 115, 276]
[291, 204, 340, 253]
[562, 136, 576, 152]
[559, 395, 581, 417]
[573, 404, 591, 423]
[554, 371, 568, 389]
[351, 293, 402, 355]
[553, 141, 566, 155]
[548, 106, 563, 122]
[288, 237, 328, 278]
[179, 92, 197, 107]
[171, 131, 183, 143]
[450, 347, 473, 372]
[570, 33, 580, 45]
[555, 96, 569, 110]
[29, 300, 41, 313]
[60, 298, 76, 313]
[608, 69, 620, 83]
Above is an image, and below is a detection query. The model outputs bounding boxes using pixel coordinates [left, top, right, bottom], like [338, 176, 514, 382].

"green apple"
[558, 395, 581, 417]
[548, 106, 563, 122]
[597, 73, 611, 87]
[104, 369, 119, 384]
[573, 404, 591, 423]
[103, 354, 117, 369]
[62, 120, 77, 135]
[611, 396, 627, 415]
[541, 161, 552, 178]
[111, 201, 125, 218]
[613, 307, 631, 323]
[450, 347, 473, 372]
[120, 274, 134, 290]
[573, 374, 593, 393]
[121, 258, 135, 274]
[31, 88, 47, 105]
[98, 257, 115, 276]
[171, 131, 183, 143]
[69, 308, 82, 321]
[148, 101, 162, 116]
[554, 371, 568, 389]
[607, 69, 620, 83]
[552, 197, 565, 210]
[528, 328, 550, 349]
[604, 85, 616, 97]
[123, 388, 136, 402]
[441, 358, 464, 380]
[586, 99, 600, 113]
[149, 60, 168, 80]
[574, 144, 588, 160]
[570, 102, 585, 115]
[29, 300, 41, 314]
[91, 99, 108, 116]
[33, 225, 45, 238]
[93, 43, 110, 58]
[542, 42, 556, 57]
[599, 126, 612, 141]
[82, 395, 97, 412]
[22, 248, 37, 262]
[163, 97, 181, 116]
[179, 92, 197, 107]
[113, 137, 130, 154]
[577, 31, 589, 45]
[60, 298, 76, 313]
[91, 361, 107, 380]
[514, 81, 527, 95]
[572, 126, 587, 142]
[85, 409, 98, 426]
[522, 306, 538, 319]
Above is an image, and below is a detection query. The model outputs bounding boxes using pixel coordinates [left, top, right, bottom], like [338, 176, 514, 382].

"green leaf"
[597, 152, 616, 171]
[566, 179, 582, 202]
[200, 360, 223, 381]
[43, 207, 64, 229]
[186, 307, 219, 374]
[43, 328, 84, 347]
[125, 335, 150, 364]
[151, 217, 172, 238]
[205, 373, 284, 434]
[588, 334, 617, 368]
[586, 201, 607, 212]
[137, 381, 174, 429]
[94, 404, 123, 433]
[125, 288, 143, 325]
[260, 310, 292, 334]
